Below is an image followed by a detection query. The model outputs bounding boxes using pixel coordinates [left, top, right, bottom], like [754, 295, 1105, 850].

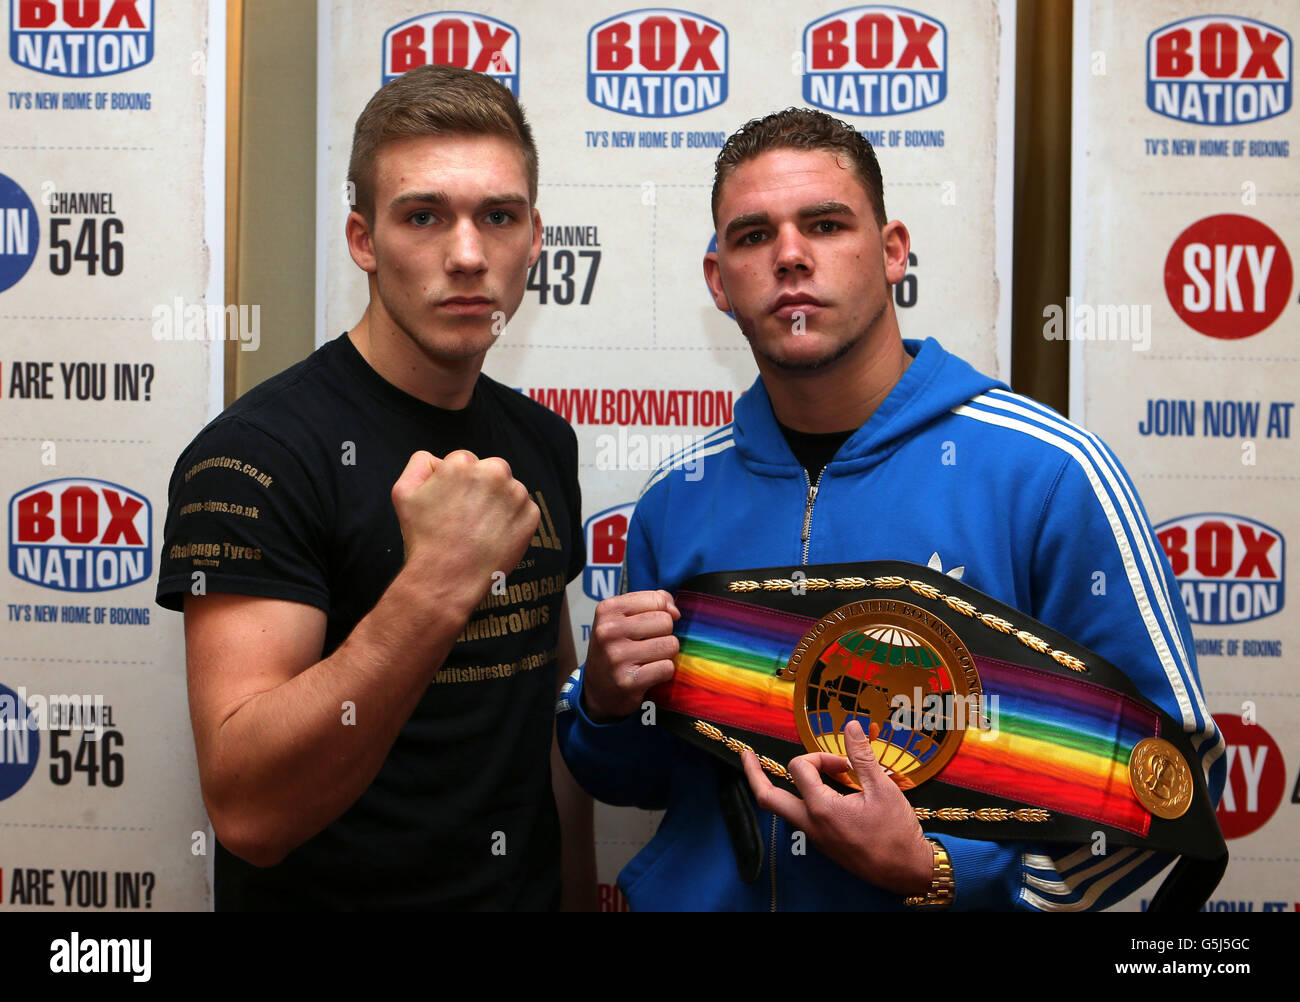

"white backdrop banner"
[1073, 0, 1297, 913]
[0, 0, 224, 911]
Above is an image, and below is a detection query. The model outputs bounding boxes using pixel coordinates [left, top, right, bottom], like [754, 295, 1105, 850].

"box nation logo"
[9, 478, 151, 592]
[802, 5, 946, 116]
[588, 8, 728, 117]
[382, 10, 519, 92]
[10, 0, 154, 77]
[1147, 15, 1292, 125]
[1155, 513, 1284, 625]
[583, 502, 634, 600]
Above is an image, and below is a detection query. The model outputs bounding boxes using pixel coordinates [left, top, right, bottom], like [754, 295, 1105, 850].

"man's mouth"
[438, 296, 495, 316]
[771, 293, 825, 319]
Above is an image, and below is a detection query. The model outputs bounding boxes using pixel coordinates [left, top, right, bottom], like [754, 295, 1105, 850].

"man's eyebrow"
[722, 201, 857, 239]
[723, 211, 769, 239]
[798, 200, 855, 219]
[389, 191, 529, 210]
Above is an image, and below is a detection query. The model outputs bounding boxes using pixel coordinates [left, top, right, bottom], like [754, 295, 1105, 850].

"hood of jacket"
[731, 338, 1007, 476]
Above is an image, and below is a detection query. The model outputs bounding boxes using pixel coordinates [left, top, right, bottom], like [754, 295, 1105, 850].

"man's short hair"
[347, 65, 539, 223]
[711, 107, 887, 227]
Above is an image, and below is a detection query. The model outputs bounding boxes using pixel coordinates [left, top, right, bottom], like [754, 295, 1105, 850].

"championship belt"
[650, 560, 1227, 911]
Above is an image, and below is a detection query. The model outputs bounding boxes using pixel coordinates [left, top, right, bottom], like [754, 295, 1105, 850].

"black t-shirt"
[156, 333, 585, 910]
[776, 420, 857, 483]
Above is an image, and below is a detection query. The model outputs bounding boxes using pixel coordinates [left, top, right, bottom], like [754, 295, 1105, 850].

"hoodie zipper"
[770, 466, 825, 912]
[800, 467, 825, 566]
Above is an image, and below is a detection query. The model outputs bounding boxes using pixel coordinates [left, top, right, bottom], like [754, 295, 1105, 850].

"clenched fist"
[390, 450, 540, 617]
[581, 590, 681, 722]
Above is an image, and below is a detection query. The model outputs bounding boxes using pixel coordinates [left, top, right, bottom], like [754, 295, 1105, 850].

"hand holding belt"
[649, 560, 1227, 912]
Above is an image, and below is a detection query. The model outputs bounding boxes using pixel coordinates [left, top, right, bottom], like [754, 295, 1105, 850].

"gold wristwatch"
[905, 838, 954, 909]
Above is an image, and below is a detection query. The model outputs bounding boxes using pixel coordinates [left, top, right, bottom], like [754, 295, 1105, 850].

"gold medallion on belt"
[1128, 737, 1194, 819]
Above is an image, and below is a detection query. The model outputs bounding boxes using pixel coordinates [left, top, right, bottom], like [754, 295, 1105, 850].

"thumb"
[843, 719, 883, 787]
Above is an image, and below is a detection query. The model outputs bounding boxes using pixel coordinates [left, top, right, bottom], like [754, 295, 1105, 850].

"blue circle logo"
[0, 174, 40, 294]
[0, 682, 40, 800]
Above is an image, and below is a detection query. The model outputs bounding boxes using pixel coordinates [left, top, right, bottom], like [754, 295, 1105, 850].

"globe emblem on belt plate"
[787, 602, 980, 791]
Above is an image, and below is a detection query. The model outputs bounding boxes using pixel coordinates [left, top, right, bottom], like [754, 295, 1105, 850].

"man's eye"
[409, 211, 435, 226]
[739, 230, 767, 245]
[485, 209, 513, 225]
[813, 220, 841, 233]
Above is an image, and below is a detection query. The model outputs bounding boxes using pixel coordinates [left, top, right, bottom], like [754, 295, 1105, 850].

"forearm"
[197, 564, 476, 865]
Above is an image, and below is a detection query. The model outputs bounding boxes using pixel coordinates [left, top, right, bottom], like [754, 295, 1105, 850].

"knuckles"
[591, 619, 619, 648]
[476, 456, 514, 481]
[442, 450, 480, 469]
[647, 611, 675, 636]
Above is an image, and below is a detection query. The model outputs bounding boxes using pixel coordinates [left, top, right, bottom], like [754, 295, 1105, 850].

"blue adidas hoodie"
[558, 338, 1224, 911]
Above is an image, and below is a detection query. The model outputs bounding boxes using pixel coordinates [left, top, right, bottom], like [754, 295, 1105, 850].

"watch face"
[787, 600, 982, 790]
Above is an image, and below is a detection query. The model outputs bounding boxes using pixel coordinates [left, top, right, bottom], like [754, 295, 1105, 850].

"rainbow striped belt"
[648, 561, 1227, 911]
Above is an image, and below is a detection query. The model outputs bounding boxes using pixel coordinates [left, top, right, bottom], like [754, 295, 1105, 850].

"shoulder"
[948, 390, 1161, 550]
[479, 374, 577, 441]
[173, 345, 349, 472]
[945, 388, 1142, 493]
[636, 424, 740, 506]
[220, 344, 341, 434]
[478, 375, 581, 474]
[947, 388, 1089, 458]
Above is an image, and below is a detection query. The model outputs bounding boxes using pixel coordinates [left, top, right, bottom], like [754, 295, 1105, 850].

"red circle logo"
[1212, 712, 1286, 840]
[1164, 215, 1293, 339]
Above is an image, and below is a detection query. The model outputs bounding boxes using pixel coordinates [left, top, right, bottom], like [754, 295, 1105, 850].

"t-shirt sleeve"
[562, 423, 586, 585]
[155, 416, 330, 613]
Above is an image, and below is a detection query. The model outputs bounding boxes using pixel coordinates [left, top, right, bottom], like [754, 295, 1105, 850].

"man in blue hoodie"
[557, 108, 1224, 910]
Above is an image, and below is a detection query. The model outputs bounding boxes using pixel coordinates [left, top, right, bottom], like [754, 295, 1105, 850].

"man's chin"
[754, 336, 860, 373]
[409, 330, 497, 365]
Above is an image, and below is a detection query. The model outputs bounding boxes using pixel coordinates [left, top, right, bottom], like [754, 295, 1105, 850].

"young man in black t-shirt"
[156, 66, 592, 909]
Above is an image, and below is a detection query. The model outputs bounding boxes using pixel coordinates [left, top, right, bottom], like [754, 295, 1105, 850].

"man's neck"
[758, 326, 913, 434]
[347, 307, 484, 411]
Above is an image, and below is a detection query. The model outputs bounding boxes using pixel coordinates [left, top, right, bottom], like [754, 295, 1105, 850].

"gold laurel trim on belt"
[913, 807, 1051, 823]
[692, 720, 1051, 821]
[694, 720, 794, 782]
[726, 575, 1087, 673]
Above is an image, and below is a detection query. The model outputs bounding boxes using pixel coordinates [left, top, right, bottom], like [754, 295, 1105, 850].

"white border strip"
[995, 0, 1017, 383]
[205, 0, 228, 418]
[315, 0, 333, 348]
[202, 0, 228, 905]
[1068, 0, 1090, 422]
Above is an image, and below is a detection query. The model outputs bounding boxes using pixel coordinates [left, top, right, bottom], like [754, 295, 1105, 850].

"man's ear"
[881, 220, 911, 286]
[703, 250, 732, 313]
[529, 207, 543, 268]
[346, 210, 378, 274]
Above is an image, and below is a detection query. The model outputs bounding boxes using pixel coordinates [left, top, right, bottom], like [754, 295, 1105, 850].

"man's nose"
[773, 224, 813, 275]
[445, 219, 488, 274]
